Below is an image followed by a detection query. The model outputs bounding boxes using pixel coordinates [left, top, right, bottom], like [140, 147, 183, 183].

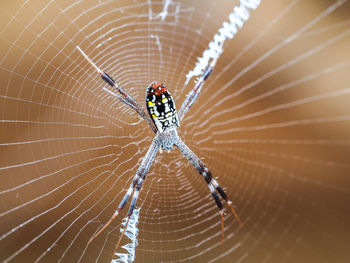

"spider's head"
[146, 82, 179, 133]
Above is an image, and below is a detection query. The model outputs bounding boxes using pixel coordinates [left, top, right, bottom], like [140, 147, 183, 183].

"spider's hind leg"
[211, 177, 243, 227]
[203, 168, 226, 241]
[175, 138, 242, 242]
[113, 179, 142, 255]
[112, 139, 159, 254]
[202, 167, 243, 242]
[87, 177, 138, 245]
[88, 139, 159, 249]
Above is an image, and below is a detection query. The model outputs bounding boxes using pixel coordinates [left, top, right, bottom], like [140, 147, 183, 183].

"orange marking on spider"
[113, 215, 131, 256]
[227, 200, 243, 227]
[220, 211, 225, 244]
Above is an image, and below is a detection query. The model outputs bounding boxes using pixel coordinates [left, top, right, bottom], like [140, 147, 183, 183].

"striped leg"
[88, 139, 159, 246]
[178, 45, 222, 122]
[76, 46, 157, 134]
[113, 175, 144, 255]
[175, 138, 242, 242]
[87, 178, 137, 245]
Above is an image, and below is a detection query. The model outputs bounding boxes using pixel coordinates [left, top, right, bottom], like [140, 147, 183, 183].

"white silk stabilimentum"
[112, 208, 140, 263]
[185, 0, 261, 85]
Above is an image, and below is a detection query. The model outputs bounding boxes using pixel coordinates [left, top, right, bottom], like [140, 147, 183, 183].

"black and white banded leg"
[178, 45, 223, 122]
[175, 138, 242, 241]
[76, 46, 157, 134]
[88, 139, 159, 252]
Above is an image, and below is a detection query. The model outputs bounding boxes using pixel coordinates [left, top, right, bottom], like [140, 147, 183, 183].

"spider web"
[1, 0, 350, 262]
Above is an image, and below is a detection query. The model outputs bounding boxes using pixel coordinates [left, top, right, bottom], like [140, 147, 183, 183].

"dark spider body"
[146, 82, 179, 133]
[76, 46, 241, 257]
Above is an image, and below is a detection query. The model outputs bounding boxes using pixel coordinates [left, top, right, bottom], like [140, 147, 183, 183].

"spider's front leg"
[88, 139, 160, 254]
[178, 47, 222, 122]
[76, 46, 157, 133]
[175, 137, 242, 242]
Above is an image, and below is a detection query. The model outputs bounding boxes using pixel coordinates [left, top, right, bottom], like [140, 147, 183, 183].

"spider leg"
[88, 139, 159, 246]
[87, 180, 135, 245]
[76, 46, 157, 133]
[113, 175, 142, 255]
[175, 137, 242, 242]
[113, 138, 159, 254]
[178, 44, 223, 122]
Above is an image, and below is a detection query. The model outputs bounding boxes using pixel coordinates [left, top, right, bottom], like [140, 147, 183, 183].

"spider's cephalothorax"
[145, 82, 179, 133]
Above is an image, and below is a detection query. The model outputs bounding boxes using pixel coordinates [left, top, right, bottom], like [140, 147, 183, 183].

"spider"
[76, 46, 242, 255]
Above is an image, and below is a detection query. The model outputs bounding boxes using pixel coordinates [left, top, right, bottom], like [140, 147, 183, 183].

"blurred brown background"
[0, 0, 350, 262]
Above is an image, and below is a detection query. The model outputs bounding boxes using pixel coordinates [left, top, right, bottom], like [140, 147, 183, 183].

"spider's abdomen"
[146, 82, 179, 133]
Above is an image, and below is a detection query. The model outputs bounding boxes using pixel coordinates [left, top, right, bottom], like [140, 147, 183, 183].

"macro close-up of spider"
[2, 1, 350, 262]
[76, 46, 242, 255]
